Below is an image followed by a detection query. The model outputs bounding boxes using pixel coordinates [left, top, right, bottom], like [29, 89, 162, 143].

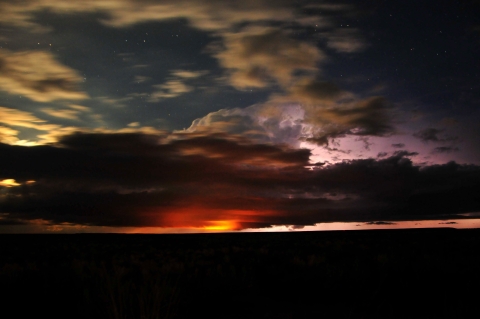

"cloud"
[0, 104, 166, 145]
[391, 143, 405, 148]
[216, 28, 325, 89]
[0, 126, 19, 145]
[148, 69, 208, 101]
[171, 70, 208, 79]
[186, 92, 393, 148]
[68, 104, 90, 112]
[133, 75, 151, 84]
[0, 132, 479, 230]
[149, 80, 193, 101]
[300, 96, 393, 146]
[0, 50, 88, 102]
[413, 128, 443, 142]
[41, 108, 81, 120]
[0, 0, 307, 32]
[393, 150, 419, 157]
[355, 136, 372, 150]
[365, 221, 396, 225]
[0, 131, 310, 228]
[288, 79, 343, 104]
[413, 128, 459, 148]
[0, 106, 61, 144]
[186, 104, 307, 147]
[325, 28, 366, 53]
[432, 146, 460, 153]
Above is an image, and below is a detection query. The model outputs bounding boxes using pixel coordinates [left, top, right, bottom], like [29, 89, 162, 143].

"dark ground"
[1, 228, 479, 318]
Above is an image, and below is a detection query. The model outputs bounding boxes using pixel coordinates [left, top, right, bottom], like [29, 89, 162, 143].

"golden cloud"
[0, 105, 167, 145]
[148, 69, 208, 101]
[41, 108, 81, 120]
[0, 0, 300, 31]
[171, 70, 208, 79]
[0, 106, 60, 131]
[68, 104, 90, 112]
[216, 28, 324, 89]
[0, 50, 88, 102]
[149, 80, 193, 101]
[0, 1, 358, 94]
[0, 126, 19, 145]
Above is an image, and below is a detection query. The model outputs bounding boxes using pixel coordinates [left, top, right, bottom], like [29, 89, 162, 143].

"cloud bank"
[0, 131, 479, 230]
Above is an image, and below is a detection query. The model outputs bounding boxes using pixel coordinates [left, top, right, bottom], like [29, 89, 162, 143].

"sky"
[0, 0, 479, 233]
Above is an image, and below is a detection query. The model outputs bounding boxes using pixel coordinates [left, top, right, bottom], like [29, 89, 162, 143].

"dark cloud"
[288, 79, 343, 103]
[1, 132, 480, 230]
[432, 146, 460, 153]
[303, 96, 394, 146]
[0, 132, 311, 228]
[413, 128, 458, 143]
[365, 221, 396, 225]
[393, 150, 418, 157]
[355, 136, 372, 150]
[413, 128, 443, 142]
[377, 152, 388, 158]
[0, 217, 28, 226]
[391, 143, 405, 148]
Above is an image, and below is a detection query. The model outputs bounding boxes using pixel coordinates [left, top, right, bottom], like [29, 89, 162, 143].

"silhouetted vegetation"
[1, 229, 480, 318]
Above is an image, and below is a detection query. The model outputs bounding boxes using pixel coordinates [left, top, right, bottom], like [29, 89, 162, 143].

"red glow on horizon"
[156, 206, 276, 231]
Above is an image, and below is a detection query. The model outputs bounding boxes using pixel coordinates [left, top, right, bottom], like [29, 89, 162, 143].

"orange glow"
[157, 206, 276, 231]
[0, 179, 36, 187]
[0, 179, 20, 187]
[202, 220, 239, 231]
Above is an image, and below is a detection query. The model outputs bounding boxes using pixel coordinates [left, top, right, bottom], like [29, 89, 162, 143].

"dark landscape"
[2, 228, 480, 319]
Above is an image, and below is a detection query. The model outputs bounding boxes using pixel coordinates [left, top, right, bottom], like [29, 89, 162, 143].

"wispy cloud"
[148, 69, 208, 101]
[41, 108, 81, 120]
[325, 28, 366, 53]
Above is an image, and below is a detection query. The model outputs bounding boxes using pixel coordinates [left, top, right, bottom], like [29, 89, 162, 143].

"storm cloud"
[1, 132, 479, 230]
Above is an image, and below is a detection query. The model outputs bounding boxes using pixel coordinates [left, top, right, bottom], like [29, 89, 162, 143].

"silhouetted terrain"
[1, 228, 480, 318]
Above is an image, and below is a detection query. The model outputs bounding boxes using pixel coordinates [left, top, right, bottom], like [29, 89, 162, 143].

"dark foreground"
[1, 228, 480, 318]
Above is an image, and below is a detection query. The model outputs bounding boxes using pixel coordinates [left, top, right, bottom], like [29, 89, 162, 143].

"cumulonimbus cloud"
[187, 85, 393, 148]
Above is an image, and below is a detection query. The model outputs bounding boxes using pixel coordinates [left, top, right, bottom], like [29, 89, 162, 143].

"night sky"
[0, 0, 479, 233]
